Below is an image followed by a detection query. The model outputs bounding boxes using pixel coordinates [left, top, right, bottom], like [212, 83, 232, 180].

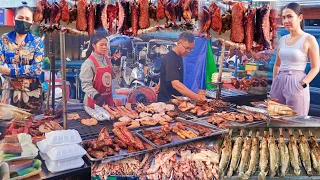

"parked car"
[268, 26, 320, 116]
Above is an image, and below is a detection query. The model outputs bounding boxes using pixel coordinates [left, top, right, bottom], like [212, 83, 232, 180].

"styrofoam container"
[39, 152, 50, 161]
[45, 130, 82, 146]
[46, 144, 86, 161]
[45, 158, 84, 173]
[36, 139, 51, 153]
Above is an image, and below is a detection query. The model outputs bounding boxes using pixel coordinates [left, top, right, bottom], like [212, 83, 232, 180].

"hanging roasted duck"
[34, 1, 44, 24]
[156, 0, 166, 22]
[42, 0, 51, 24]
[59, 0, 69, 23]
[49, 2, 61, 28]
[182, 0, 192, 24]
[210, 2, 222, 34]
[165, 0, 177, 26]
[76, 0, 87, 31]
[190, 0, 198, 21]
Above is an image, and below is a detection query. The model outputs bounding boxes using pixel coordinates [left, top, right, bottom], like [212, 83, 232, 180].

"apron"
[87, 55, 114, 108]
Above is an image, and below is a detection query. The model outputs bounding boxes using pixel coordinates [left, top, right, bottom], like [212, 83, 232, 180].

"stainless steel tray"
[136, 122, 225, 149]
[82, 133, 155, 163]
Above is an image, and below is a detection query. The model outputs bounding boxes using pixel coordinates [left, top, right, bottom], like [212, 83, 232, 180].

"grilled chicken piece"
[182, 0, 192, 23]
[49, 2, 61, 28]
[199, 7, 211, 35]
[42, 0, 51, 24]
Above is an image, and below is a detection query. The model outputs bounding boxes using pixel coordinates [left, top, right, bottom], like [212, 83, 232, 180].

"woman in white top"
[270, 3, 319, 116]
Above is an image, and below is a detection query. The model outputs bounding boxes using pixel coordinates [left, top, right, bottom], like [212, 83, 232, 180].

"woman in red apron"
[80, 32, 121, 108]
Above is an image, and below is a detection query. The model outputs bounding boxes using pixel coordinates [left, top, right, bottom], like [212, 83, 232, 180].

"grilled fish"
[219, 130, 233, 179]
[278, 128, 290, 177]
[258, 131, 269, 180]
[238, 130, 252, 177]
[268, 128, 279, 177]
[298, 129, 312, 176]
[309, 130, 320, 172]
[227, 129, 244, 178]
[288, 129, 301, 175]
[241, 131, 260, 180]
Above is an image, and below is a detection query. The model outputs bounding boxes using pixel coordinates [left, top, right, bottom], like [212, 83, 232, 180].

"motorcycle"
[118, 56, 146, 89]
[144, 50, 161, 87]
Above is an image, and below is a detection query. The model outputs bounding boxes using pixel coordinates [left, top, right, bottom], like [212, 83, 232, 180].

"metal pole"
[50, 32, 55, 113]
[216, 43, 225, 99]
[60, 31, 68, 130]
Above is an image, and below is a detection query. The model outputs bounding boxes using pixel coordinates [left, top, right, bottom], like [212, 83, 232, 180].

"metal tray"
[136, 122, 225, 149]
[82, 133, 155, 163]
[176, 117, 222, 130]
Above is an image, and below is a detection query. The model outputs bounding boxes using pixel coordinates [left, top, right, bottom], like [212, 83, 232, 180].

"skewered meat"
[139, 0, 150, 29]
[199, 7, 211, 35]
[182, 0, 192, 23]
[122, 1, 131, 30]
[260, 4, 271, 49]
[231, 2, 245, 43]
[157, 0, 166, 22]
[245, 6, 256, 52]
[117, 0, 125, 33]
[42, 0, 51, 24]
[76, 0, 87, 31]
[34, 1, 44, 24]
[107, 4, 118, 34]
[175, 0, 183, 22]
[69, 4, 77, 24]
[270, 8, 277, 49]
[95, 1, 106, 29]
[211, 4, 222, 34]
[190, 0, 198, 21]
[165, 0, 177, 26]
[130, 2, 139, 36]
[59, 0, 69, 23]
[87, 3, 96, 36]
[149, 4, 157, 21]
[50, 2, 61, 28]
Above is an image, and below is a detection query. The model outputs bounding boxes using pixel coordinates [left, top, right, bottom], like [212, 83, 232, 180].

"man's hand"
[0, 65, 11, 75]
[194, 94, 207, 103]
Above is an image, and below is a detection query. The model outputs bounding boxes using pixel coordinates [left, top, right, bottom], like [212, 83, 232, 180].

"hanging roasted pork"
[59, 0, 69, 23]
[230, 2, 245, 43]
[260, 4, 271, 49]
[139, 0, 150, 29]
[101, 4, 108, 31]
[210, 3, 222, 34]
[270, 8, 277, 49]
[87, 3, 96, 36]
[95, 1, 106, 30]
[34, 1, 44, 24]
[165, 0, 177, 26]
[76, 0, 87, 31]
[245, 6, 256, 52]
[199, 7, 211, 35]
[157, 0, 166, 22]
[117, 0, 125, 34]
[49, 2, 61, 28]
[122, 1, 131, 30]
[131, 1, 139, 36]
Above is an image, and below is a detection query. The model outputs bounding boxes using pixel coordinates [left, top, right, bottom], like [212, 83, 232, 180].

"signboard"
[0, 0, 36, 8]
[0, 8, 14, 26]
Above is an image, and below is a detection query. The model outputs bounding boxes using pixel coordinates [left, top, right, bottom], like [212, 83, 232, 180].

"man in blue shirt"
[0, 5, 44, 114]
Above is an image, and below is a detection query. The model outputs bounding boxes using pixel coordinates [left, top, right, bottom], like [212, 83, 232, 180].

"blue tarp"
[183, 37, 207, 93]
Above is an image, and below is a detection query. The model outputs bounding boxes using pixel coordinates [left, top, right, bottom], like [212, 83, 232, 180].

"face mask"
[14, 20, 32, 34]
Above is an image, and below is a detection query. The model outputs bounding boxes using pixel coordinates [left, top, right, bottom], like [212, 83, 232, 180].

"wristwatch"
[300, 81, 307, 89]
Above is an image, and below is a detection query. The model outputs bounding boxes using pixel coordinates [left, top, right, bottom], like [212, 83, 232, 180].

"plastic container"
[36, 139, 51, 153]
[45, 130, 82, 146]
[45, 158, 84, 173]
[46, 144, 86, 161]
[39, 152, 50, 161]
